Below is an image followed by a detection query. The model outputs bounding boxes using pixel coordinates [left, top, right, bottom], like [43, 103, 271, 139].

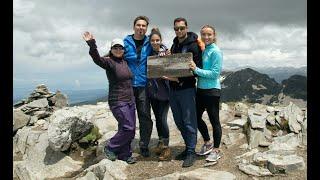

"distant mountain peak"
[220, 67, 307, 105]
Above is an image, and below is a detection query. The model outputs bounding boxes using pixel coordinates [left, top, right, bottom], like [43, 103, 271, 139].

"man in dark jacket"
[167, 17, 202, 167]
[123, 16, 153, 157]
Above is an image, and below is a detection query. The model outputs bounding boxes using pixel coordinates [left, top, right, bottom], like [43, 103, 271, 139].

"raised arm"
[82, 31, 111, 69]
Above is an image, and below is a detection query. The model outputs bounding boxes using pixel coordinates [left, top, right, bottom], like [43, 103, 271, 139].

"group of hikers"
[82, 15, 223, 168]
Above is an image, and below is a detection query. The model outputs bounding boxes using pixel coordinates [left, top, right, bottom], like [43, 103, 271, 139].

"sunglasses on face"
[174, 26, 186, 31]
[112, 46, 124, 50]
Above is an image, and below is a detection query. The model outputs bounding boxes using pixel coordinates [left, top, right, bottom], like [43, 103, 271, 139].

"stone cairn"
[223, 102, 307, 177]
[13, 84, 68, 133]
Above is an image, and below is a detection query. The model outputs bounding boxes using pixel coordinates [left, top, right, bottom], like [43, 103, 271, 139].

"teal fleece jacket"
[194, 43, 223, 89]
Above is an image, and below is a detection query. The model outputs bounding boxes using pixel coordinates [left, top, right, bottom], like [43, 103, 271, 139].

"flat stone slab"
[26, 98, 49, 108]
[149, 168, 236, 180]
[267, 154, 305, 174]
[147, 52, 194, 78]
[238, 163, 273, 176]
[269, 133, 299, 151]
[247, 128, 265, 149]
[230, 126, 240, 130]
[83, 159, 128, 180]
[222, 133, 245, 147]
[234, 102, 248, 117]
[227, 118, 247, 127]
[248, 109, 268, 129]
[253, 152, 305, 174]
[235, 148, 259, 159]
[283, 102, 303, 133]
[266, 114, 276, 125]
[13, 109, 31, 132]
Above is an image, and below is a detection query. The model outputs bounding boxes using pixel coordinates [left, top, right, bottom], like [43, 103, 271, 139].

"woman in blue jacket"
[189, 24, 223, 163]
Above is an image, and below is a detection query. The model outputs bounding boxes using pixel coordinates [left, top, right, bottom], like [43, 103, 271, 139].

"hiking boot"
[126, 156, 137, 164]
[154, 141, 164, 155]
[196, 143, 213, 156]
[175, 150, 187, 160]
[159, 147, 171, 161]
[206, 150, 221, 162]
[104, 146, 116, 161]
[140, 148, 150, 157]
[182, 153, 196, 168]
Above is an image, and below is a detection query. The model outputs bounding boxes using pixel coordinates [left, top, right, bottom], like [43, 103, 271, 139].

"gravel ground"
[125, 128, 307, 180]
[66, 104, 307, 180]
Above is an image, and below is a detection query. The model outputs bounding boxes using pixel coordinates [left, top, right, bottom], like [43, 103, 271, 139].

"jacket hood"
[173, 32, 198, 46]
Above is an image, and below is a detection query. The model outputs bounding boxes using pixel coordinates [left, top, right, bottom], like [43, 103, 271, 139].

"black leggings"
[150, 98, 170, 146]
[196, 92, 222, 148]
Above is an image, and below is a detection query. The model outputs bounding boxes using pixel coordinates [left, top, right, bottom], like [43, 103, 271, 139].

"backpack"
[197, 37, 205, 51]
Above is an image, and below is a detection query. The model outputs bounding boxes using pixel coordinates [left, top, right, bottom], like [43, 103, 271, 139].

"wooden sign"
[147, 52, 194, 78]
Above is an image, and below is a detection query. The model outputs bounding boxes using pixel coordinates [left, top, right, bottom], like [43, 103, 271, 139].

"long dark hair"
[149, 27, 162, 40]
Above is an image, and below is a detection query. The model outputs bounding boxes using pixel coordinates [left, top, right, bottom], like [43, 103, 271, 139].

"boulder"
[267, 154, 305, 174]
[48, 90, 69, 108]
[221, 103, 230, 111]
[234, 102, 248, 117]
[246, 127, 266, 149]
[269, 133, 299, 151]
[149, 168, 236, 180]
[76, 171, 99, 180]
[238, 163, 272, 176]
[301, 118, 307, 146]
[248, 109, 268, 129]
[219, 110, 234, 123]
[222, 133, 245, 148]
[253, 103, 267, 112]
[13, 109, 31, 132]
[48, 109, 94, 151]
[84, 159, 128, 180]
[235, 148, 259, 159]
[253, 150, 296, 167]
[227, 118, 247, 128]
[14, 131, 83, 180]
[283, 102, 303, 133]
[266, 106, 275, 113]
[266, 114, 276, 126]
[26, 98, 49, 108]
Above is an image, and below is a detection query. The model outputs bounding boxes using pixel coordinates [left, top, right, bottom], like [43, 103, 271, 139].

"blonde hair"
[200, 24, 217, 43]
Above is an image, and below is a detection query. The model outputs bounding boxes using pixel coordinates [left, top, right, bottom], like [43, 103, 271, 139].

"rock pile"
[13, 84, 68, 133]
[223, 102, 307, 177]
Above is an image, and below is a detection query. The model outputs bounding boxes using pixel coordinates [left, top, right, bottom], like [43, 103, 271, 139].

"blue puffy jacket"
[123, 35, 152, 87]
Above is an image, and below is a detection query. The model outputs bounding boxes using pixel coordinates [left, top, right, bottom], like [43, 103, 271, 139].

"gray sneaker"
[205, 150, 221, 162]
[197, 143, 213, 156]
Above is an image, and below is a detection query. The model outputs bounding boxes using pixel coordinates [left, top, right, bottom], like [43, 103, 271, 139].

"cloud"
[220, 24, 306, 69]
[13, 0, 307, 91]
[13, 0, 35, 17]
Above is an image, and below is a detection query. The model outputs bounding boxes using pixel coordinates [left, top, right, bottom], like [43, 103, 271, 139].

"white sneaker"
[206, 150, 221, 162]
[197, 143, 213, 156]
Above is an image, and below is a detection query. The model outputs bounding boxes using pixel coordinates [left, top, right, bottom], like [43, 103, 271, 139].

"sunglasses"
[174, 26, 186, 31]
[112, 46, 124, 50]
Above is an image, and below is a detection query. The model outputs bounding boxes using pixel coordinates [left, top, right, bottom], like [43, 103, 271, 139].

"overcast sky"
[13, 0, 307, 93]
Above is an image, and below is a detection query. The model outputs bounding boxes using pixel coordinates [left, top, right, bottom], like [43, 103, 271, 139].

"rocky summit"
[13, 85, 307, 180]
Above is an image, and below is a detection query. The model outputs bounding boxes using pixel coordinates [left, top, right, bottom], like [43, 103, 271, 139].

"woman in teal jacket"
[189, 24, 223, 163]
